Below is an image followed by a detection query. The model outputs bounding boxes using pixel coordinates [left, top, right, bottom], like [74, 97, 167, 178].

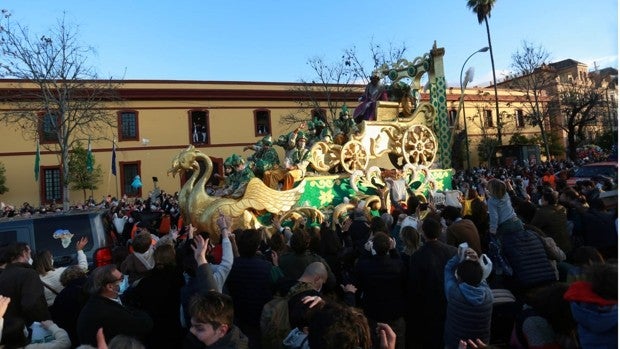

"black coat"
[353, 253, 406, 322]
[122, 265, 186, 349]
[225, 255, 274, 349]
[50, 276, 88, 348]
[0, 262, 50, 347]
[406, 240, 457, 349]
[77, 295, 153, 347]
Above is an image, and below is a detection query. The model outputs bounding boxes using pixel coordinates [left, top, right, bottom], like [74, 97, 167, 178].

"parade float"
[168, 43, 456, 241]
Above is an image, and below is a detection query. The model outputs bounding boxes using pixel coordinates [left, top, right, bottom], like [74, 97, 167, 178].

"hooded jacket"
[443, 255, 493, 349]
[564, 281, 617, 349]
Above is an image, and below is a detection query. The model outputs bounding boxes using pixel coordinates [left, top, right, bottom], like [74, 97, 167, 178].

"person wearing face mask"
[77, 264, 153, 347]
[0, 242, 51, 347]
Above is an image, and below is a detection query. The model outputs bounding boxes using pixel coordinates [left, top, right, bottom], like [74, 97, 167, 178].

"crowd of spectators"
[0, 157, 617, 348]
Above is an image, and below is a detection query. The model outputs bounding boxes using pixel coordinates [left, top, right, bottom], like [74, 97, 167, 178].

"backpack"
[260, 282, 314, 349]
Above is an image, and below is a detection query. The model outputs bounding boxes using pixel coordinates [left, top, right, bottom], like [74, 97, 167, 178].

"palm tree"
[467, 0, 503, 145]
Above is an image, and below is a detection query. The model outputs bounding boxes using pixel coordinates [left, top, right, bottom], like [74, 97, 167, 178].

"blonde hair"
[487, 178, 506, 199]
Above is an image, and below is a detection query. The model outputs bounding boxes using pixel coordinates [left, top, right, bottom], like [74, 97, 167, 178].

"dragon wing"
[225, 178, 306, 217]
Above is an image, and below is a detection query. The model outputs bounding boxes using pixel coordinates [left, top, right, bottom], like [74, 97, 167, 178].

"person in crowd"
[306, 298, 397, 349]
[271, 262, 332, 349]
[121, 231, 155, 285]
[510, 283, 579, 349]
[316, 222, 343, 285]
[514, 200, 568, 282]
[179, 232, 218, 329]
[572, 197, 617, 260]
[398, 225, 421, 276]
[50, 265, 89, 347]
[487, 179, 523, 239]
[77, 265, 153, 347]
[441, 205, 482, 255]
[465, 191, 490, 249]
[565, 246, 605, 283]
[278, 229, 336, 293]
[353, 74, 387, 123]
[0, 242, 50, 347]
[346, 207, 372, 261]
[406, 217, 457, 349]
[34, 236, 89, 307]
[185, 291, 248, 349]
[353, 232, 406, 349]
[121, 243, 185, 349]
[564, 263, 617, 348]
[443, 246, 493, 349]
[224, 228, 276, 349]
[530, 187, 572, 254]
[264, 131, 310, 191]
[500, 225, 559, 302]
[308, 300, 372, 349]
[0, 295, 10, 343]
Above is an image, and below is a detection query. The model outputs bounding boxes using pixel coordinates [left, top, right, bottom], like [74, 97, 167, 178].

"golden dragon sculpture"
[168, 145, 306, 243]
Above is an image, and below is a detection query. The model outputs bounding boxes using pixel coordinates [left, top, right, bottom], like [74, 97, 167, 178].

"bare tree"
[558, 78, 607, 160]
[0, 11, 120, 209]
[281, 55, 358, 127]
[282, 40, 407, 128]
[506, 41, 555, 160]
[467, 102, 500, 166]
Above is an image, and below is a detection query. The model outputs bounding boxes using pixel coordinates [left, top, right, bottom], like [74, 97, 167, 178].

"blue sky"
[3, 0, 618, 87]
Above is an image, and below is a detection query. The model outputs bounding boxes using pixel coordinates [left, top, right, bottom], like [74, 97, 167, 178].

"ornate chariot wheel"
[340, 140, 369, 174]
[309, 141, 341, 173]
[401, 124, 437, 166]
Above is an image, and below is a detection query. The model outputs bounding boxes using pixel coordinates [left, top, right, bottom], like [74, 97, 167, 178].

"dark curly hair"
[308, 301, 372, 349]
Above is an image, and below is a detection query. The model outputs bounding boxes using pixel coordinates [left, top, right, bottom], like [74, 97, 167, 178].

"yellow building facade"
[0, 80, 539, 207]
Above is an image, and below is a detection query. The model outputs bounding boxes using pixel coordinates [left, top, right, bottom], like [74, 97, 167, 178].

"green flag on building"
[34, 141, 40, 181]
[86, 137, 94, 173]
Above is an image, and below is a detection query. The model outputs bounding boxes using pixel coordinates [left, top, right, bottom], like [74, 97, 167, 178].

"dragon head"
[168, 145, 197, 177]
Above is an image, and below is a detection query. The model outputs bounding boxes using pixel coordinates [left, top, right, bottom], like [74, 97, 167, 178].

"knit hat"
[229, 154, 245, 167]
[296, 131, 308, 141]
[261, 135, 273, 146]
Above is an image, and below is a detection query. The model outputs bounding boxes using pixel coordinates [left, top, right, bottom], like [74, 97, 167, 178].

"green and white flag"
[34, 141, 40, 181]
[86, 137, 94, 173]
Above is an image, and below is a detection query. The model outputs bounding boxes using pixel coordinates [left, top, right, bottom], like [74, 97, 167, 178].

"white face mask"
[538, 198, 543, 206]
[27, 257, 33, 265]
[118, 275, 129, 295]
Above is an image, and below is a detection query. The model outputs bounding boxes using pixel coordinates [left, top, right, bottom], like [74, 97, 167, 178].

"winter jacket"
[225, 255, 274, 335]
[406, 240, 457, 349]
[183, 324, 249, 349]
[564, 281, 618, 349]
[0, 263, 50, 347]
[488, 193, 517, 234]
[77, 295, 153, 347]
[530, 204, 572, 253]
[443, 255, 493, 349]
[501, 229, 557, 290]
[353, 253, 406, 321]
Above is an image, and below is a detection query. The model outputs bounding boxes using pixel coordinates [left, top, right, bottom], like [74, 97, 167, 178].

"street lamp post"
[458, 46, 489, 169]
